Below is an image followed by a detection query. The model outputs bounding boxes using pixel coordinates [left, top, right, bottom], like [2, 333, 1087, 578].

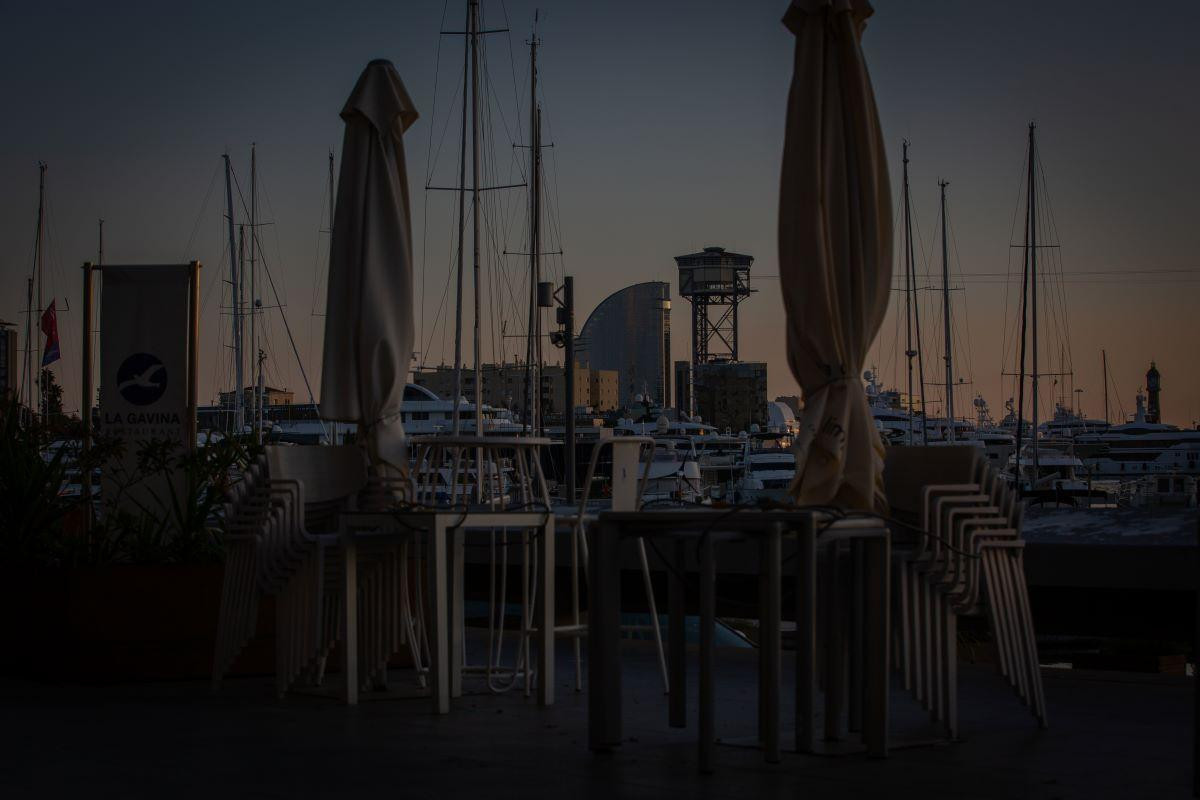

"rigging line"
[498, 0, 525, 152]
[486, 63, 528, 365]
[417, 0, 451, 366]
[199, 228, 226, 317]
[230, 168, 320, 426]
[945, 202, 975, 384]
[255, 236, 321, 421]
[307, 167, 329, 316]
[422, 193, 462, 371]
[885, 180, 905, 389]
[1037, 156, 1075, 379]
[478, 31, 520, 180]
[1001, 136, 1029, 394]
[478, 58, 503, 364]
[1033, 182, 1068, 392]
[426, 61, 467, 186]
[183, 162, 221, 262]
[424, 0, 450, 185]
[419, 175, 430, 367]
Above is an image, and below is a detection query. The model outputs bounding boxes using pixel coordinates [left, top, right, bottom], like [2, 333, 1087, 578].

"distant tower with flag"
[1145, 361, 1161, 424]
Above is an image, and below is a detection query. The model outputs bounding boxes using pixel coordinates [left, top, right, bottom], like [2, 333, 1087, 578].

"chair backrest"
[266, 445, 369, 505]
[883, 445, 982, 520]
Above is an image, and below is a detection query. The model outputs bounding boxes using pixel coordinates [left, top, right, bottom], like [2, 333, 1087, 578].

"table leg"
[539, 517, 555, 706]
[795, 517, 817, 753]
[849, 540, 865, 734]
[699, 531, 716, 774]
[758, 553, 767, 744]
[451, 526, 464, 699]
[343, 533, 358, 706]
[864, 529, 890, 757]
[589, 520, 622, 751]
[668, 538, 686, 729]
[825, 541, 846, 742]
[763, 523, 782, 764]
[430, 520, 450, 714]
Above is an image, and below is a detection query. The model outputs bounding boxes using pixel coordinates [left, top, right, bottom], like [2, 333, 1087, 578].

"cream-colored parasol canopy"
[778, 0, 892, 511]
[320, 59, 419, 470]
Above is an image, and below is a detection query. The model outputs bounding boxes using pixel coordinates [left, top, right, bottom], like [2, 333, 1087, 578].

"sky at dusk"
[1, 0, 1197, 425]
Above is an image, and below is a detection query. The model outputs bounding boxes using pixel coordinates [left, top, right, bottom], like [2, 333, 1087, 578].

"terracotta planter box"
[0, 564, 274, 682]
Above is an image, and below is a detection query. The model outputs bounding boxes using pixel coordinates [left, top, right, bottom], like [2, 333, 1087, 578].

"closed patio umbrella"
[778, 0, 891, 511]
[320, 59, 419, 472]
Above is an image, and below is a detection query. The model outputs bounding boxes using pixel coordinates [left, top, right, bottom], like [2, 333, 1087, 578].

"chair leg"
[1010, 551, 1048, 727]
[981, 551, 1014, 689]
[637, 538, 669, 694]
[943, 606, 958, 740]
[994, 551, 1030, 702]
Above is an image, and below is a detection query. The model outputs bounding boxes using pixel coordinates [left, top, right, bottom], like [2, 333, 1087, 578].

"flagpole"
[82, 262, 96, 534]
[35, 162, 47, 419]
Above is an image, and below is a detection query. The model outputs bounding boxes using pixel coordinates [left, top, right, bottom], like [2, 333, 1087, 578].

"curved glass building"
[577, 281, 671, 407]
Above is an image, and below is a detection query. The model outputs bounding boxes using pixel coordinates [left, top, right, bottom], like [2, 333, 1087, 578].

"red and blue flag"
[41, 300, 60, 366]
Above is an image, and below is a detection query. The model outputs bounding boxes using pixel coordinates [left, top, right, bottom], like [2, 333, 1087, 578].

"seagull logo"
[116, 353, 168, 406]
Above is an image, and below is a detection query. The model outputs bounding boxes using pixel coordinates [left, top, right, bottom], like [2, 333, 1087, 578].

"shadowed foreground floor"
[0, 637, 1190, 799]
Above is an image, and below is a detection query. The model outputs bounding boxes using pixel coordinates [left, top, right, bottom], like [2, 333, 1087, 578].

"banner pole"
[188, 261, 200, 450]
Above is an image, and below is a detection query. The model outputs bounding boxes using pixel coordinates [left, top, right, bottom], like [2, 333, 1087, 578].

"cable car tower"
[675, 246, 753, 364]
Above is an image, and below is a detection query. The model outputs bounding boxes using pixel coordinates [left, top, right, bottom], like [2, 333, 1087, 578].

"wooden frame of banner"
[81, 261, 201, 531]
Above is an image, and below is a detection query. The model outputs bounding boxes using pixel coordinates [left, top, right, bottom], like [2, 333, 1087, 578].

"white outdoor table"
[338, 507, 555, 713]
[587, 508, 890, 773]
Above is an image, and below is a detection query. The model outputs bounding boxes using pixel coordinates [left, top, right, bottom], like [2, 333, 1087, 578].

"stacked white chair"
[885, 446, 1047, 739]
[211, 453, 274, 690]
[213, 446, 425, 698]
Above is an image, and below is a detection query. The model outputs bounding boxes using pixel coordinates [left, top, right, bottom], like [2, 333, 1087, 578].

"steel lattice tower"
[675, 246, 753, 364]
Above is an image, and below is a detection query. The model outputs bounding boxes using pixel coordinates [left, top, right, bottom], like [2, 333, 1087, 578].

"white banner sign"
[100, 266, 193, 516]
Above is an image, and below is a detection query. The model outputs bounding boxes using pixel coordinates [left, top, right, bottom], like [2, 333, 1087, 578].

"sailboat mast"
[328, 149, 337, 444]
[1028, 123, 1039, 477]
[450, 0, 470, 436]
[35, 162, 46, 418]
[250, 143, 260, 442]
[902, 141, 915, 444]
[238, 225, 246, 427]
[526, 26, 541, 438]
[470, 0, 483, 439]
[223, 153, 243, 435]
[1102, 349, 1109, 424]
[939, 179, 954, 442]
